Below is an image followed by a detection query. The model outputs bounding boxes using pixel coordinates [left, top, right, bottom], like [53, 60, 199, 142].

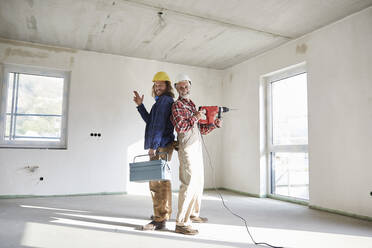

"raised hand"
[133, 91, 144, 106]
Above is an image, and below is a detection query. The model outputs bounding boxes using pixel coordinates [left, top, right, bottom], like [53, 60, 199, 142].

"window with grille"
[266, 64, 309, 200]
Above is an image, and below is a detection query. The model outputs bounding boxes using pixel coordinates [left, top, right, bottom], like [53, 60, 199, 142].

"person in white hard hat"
[171, 73, 222, 235]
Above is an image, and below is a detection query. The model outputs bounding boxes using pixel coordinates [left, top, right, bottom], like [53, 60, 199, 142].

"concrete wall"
[0, 38, 223, 196]
[221, 7, 372, 217]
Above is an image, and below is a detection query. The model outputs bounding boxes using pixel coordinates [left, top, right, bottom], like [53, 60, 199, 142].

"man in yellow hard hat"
[133, 71, 175, 231]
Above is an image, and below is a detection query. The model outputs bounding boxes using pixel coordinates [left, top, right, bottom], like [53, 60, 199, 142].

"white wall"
[1, 6, 371, 220]
[0, 39, 223, 196]
[221, 7, 372, 217]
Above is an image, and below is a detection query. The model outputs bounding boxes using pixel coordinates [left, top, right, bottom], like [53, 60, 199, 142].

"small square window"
[0, 64, 70, 149]
[271, 152, 309, 200]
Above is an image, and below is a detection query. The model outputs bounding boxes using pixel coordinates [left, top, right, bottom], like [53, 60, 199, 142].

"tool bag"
[129, 152, 171, 182]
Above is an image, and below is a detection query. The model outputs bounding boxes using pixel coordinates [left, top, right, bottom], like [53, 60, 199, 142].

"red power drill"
[198, 106, 231, 125]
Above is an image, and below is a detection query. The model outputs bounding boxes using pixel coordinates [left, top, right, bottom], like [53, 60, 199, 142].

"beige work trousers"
[149, 143, 174, 222]
[176, 123, 204, 226]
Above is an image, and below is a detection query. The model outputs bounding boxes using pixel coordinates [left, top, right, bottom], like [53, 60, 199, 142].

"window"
[266, 64, 309, 200]
[0, 64, 70, 149]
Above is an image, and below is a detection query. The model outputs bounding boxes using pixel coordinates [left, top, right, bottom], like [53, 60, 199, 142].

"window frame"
[0, 63, 70, 149]
[265, 63, 309, 200]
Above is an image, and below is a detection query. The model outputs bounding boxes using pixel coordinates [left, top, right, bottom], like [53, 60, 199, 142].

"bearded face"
[176, 81, 191, 98]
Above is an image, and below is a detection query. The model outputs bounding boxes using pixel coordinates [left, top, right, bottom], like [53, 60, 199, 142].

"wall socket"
[90, 132, 102, 137]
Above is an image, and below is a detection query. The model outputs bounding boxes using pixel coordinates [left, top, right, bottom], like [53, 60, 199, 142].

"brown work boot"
[175, 225, 199, 235]
[141, 220, 166, 231]
[190, 216, 208, 223]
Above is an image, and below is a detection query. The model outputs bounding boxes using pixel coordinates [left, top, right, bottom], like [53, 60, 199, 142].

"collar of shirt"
[177, 97, 196, 113]
[178, 96, 192, 104]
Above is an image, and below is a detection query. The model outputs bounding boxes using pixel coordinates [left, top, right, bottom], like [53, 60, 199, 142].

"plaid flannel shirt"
[171, 97, 219, 135]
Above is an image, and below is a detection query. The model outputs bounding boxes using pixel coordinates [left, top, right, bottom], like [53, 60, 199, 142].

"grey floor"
[0, 190, 372, 248]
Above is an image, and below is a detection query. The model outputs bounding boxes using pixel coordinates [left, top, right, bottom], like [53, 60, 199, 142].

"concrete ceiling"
[0, 0, 372, 69]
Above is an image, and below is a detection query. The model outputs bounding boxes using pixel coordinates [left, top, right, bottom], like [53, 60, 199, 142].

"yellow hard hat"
[152, 71, 171, 82]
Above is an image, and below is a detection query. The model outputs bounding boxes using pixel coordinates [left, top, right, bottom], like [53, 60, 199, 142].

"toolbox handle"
[133, 152, 168, 163]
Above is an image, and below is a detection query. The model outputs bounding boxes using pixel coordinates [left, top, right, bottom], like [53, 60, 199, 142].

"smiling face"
[153, 81, 167, 96]
[176, 80, 191, 99]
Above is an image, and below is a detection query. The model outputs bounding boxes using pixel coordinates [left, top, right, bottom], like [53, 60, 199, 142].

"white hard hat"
[175, 73, 192, 85]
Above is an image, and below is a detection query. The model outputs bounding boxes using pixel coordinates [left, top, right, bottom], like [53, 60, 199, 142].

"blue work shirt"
[136, 94, 175, 150]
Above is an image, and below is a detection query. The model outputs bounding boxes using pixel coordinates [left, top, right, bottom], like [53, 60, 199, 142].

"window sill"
[0, 146, 67, 150]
